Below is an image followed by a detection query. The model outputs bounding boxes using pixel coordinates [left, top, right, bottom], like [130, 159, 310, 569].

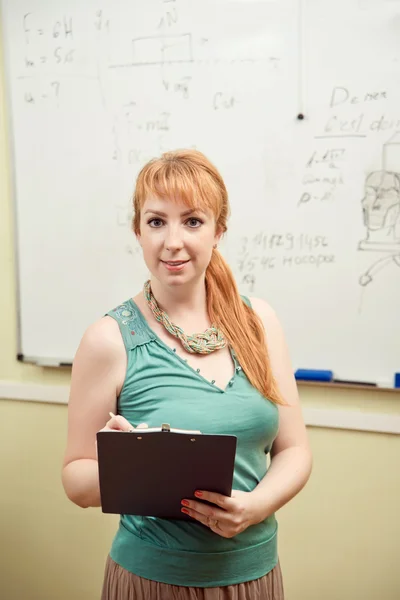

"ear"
[214, 226, 224, 246]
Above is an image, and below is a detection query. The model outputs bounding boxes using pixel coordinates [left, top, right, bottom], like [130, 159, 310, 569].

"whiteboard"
[2, 0, 400, 384]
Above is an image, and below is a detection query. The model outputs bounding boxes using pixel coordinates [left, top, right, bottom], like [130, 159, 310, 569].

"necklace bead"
[144, 280, 226, 355]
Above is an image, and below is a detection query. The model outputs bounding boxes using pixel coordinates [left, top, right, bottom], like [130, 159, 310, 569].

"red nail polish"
[181, 499, 189, 507]
[194, 491, 203, 498]
[181, 508, 189, 514]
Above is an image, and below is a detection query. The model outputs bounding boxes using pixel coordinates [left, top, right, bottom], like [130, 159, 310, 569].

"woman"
[62, 149, 312, 599]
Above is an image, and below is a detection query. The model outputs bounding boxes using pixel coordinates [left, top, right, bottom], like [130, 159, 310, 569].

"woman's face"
[137, 195, 221, 287]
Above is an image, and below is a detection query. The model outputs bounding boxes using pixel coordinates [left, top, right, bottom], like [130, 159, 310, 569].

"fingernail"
[181, 508, 189, 515]
[109, 412, 116, 418]
[194, 491, 203, 497]
[181, 500, 189, 507]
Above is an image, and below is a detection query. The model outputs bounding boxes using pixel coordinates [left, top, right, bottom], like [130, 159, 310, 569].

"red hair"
[133, 149, 284, 404]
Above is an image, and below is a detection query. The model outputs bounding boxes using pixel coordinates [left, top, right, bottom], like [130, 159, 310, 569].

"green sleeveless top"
[106, 296, 279, 587]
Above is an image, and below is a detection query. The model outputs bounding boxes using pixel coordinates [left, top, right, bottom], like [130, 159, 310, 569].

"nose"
[164, 225, 184, 252]
[372, 190, 383, 210]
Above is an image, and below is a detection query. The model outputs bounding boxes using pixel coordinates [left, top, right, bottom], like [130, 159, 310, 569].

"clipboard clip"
[161, 423, 171, 432]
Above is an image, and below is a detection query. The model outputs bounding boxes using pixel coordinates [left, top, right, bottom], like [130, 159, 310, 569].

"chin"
[167, 279, 188, 288]
[157, 266, 202, 288]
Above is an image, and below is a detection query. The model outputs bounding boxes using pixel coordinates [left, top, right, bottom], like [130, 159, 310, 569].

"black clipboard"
[96, 424, 237, 519]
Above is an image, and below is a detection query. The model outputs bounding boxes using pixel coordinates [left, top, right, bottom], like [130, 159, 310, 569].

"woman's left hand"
[181, 490, 262, 538]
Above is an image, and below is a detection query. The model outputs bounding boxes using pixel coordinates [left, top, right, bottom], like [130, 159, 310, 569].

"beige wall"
[1, 21, 399, 600]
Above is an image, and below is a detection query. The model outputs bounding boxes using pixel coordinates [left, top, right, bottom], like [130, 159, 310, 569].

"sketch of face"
[362, 171, 400, 231]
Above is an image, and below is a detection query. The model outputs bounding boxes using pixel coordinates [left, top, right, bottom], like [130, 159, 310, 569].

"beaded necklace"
[144, 280, 226, 354]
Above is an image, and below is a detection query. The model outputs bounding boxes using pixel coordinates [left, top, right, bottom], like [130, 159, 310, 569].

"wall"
[1, 19, 399, 600]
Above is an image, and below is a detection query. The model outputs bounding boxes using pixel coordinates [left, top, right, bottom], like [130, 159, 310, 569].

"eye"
[148, 218, 164, 228]
[186, 217, 203, 228]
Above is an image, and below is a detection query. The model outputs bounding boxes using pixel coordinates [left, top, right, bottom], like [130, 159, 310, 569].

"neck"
[148, 277, 209, 322]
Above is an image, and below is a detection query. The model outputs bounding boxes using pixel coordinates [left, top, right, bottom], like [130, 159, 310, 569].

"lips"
[161, 260, 189, 265]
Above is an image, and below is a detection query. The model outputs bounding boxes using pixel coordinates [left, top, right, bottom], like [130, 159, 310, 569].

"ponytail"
[206, 250, 285, 405]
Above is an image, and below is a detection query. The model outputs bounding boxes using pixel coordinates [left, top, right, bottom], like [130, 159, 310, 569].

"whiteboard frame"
[0, 5, 24, 362]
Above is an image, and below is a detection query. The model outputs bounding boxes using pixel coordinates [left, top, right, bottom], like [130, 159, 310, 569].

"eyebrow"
[144, 208, 203, 217]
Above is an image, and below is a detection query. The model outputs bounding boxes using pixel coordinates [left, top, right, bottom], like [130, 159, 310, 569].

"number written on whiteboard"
[237, 232, 335, 292]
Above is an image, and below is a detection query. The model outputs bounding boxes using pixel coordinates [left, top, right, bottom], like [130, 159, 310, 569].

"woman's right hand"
[96, 414, 148, 460]
[99, 412, 149, 433]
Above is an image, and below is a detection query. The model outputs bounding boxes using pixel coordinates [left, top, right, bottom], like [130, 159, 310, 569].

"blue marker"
[395, 373, 400, 388]
[295, 369, 334, 382]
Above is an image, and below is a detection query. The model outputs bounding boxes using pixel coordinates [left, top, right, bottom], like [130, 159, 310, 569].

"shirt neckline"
[127, 297, 239, 394]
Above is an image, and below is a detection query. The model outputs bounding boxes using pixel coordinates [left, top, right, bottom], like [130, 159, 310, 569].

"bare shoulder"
[248, 294, 289, 350]
[72, 315, 127, 396]
[247, 296, 280, 330]
[77, 316, 125, 359]
[247, 296, 288, 361]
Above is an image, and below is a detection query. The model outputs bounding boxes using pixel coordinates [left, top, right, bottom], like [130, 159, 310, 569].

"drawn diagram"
[358, 132, 400, 285]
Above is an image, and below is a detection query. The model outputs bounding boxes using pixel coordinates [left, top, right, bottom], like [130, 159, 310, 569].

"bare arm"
[249, 297, 313, 521]
[61, 317, 127, 508]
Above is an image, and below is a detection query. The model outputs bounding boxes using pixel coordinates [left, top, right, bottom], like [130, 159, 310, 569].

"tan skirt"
[101, 555, 284, 600]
